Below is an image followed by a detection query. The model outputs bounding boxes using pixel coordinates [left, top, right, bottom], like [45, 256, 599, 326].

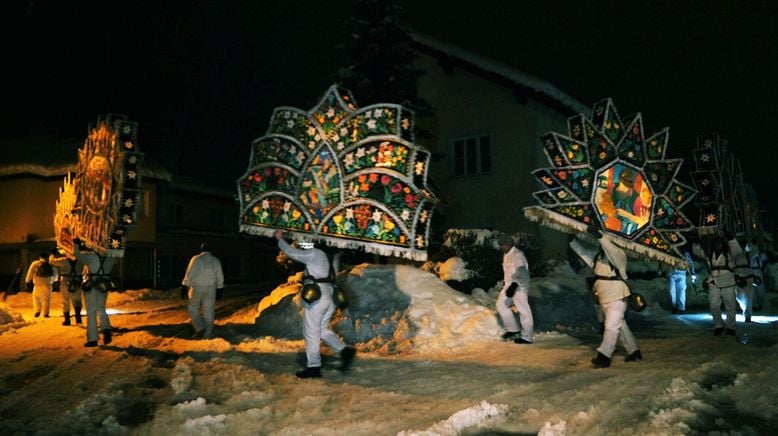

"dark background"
[2, 0, 776, 217]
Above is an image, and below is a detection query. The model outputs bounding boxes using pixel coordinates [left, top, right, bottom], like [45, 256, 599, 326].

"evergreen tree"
[336, 0, 431, 120]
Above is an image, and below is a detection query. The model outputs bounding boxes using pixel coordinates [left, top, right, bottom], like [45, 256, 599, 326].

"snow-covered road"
[1, 282, 777, 435]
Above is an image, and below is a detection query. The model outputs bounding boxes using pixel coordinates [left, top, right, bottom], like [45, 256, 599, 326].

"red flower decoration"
[391, 183, 403, 193]
[381, 175, 391, 185]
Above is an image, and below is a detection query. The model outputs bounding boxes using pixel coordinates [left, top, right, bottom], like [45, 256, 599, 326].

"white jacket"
[25, 259, 55, 288]
[182, 251, 224, 288]
[693, 240, 742, 289]
[278, 240, 331, 281]
[75, 250, 117, 278]
[501, 246, 530, 292]
[570, 235, 630, 304]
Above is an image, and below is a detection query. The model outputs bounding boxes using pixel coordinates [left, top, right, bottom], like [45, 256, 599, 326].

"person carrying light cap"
[181, 242, 224, 339]
[495, 233, 534, 344]
[273, 230, 355, 379]
[570, 228, 641, 368]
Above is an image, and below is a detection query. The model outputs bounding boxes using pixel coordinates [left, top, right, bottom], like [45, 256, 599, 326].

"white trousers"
[60, 282, 83, 314]
[736, 279, 754, 319]
[709, 285, 737, 329]
[496, 288, 534, 342]
[303, 285, 345, 367]
[32, 285, 52, 316]
[597, 299, 638, 359]
[188, 285, 216, 334]
[84, 289, 111, 342]
[669, 274, 687, 311]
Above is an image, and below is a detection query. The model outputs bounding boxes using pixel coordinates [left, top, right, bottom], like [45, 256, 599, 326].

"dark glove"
[180, 285, 189, 300]
[586, 225, 602, 239]
[26, 282, 33, 292]
[506, 282, 518, 298]
[702, 280, 711, 291]
[735, 275, 747, 289]
[216, 288, 224, 300]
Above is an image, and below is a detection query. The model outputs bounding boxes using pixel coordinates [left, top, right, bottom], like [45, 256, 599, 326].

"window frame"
[450, 134, 492, 178]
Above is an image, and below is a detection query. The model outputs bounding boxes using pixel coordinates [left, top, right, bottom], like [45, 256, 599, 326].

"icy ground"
[1, 265, 778, 436]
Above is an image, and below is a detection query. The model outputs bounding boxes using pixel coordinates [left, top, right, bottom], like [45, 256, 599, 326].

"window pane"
[466, 138, 477, 175]
[454, 140, 464, 176]
[480, 136, 491, 173]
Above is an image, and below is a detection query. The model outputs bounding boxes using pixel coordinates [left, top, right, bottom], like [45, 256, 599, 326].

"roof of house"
[0, 135, 172, 181]
[411, 33, 589, 116]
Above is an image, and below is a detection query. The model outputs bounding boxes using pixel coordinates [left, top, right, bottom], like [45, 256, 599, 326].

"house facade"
[412, 34, 588, 259]
[0, 136, 278, 291]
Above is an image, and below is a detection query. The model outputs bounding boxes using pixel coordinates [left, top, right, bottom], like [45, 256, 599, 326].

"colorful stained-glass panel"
[342, 141, 410, 175]
[526, 99, 696, 266]
[645, 128, 668, 160]
[237, 85, 438, 260]
[252, 137, 308, 170]
[243, 196, 307, 231]
[617, 116, 646, 167]
[551, 166, 594, 202]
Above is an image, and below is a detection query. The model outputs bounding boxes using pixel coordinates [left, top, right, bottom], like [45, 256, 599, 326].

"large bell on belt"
[628, 292, 647, 312]
[301, 283, 321, 304]
[332, 285, 349, 309]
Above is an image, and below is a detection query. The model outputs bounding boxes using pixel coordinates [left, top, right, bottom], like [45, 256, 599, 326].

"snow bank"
[254, 264, 501, 353]
[0, 302, 27, 333]
[398, 401, 509, 436]
[438, 257, 471, 282]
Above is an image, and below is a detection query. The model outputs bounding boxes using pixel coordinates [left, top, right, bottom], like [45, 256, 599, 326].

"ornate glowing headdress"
[237, 85, 438, 260]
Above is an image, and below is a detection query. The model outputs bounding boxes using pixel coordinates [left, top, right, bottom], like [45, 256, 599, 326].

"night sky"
[3, 0, 777, 217]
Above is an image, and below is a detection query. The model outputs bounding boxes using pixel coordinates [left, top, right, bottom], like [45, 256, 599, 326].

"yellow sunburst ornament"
[55, 114, 143, 257]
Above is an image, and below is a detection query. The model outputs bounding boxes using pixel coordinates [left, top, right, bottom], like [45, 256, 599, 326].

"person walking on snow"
[274, 230, 355, 378]
[181, 242, 224, 339]
[570, 229, 641, 368]
[668, 251, 695, 314]
[693, 235, 743, 335]
[25, 252, 56, 318]
[49, 248, 84, 326]
[748, 243, 767, 310]
[74, 241, 117, 347]
[495, 233, 534, 344]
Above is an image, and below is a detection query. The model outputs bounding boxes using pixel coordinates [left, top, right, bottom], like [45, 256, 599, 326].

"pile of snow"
[398, 400, 509, 436]
[0, 302, 26, 333]
[254, 264, 501, 353]
[438, 256, 472, 282]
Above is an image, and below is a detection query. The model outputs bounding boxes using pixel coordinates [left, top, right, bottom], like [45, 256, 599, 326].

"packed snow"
[1, 257, 777, 435]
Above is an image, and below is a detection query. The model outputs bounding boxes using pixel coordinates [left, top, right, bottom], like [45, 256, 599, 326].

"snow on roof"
[0, 135, 172, 181]
[411, 33, 589, 115]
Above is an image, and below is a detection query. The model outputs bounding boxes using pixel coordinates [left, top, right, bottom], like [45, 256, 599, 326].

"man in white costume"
[693, 236, 743, 335]
[50, 248, 84, 326]
[495, 233, 534, 344]
[25, 252, 56, 318]
[181, 242, 224, 339]
[74, 241, 117, 347]
[274, 230, 355, 378]
[570, 229, 640, 368]
[748, 243, 768, 310]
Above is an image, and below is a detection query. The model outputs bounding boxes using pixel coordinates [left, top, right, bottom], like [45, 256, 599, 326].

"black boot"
[591, 352, 611, 368]
[62, 313, 71, 326]
[34, 312, 40, 318]
[74, 309, 82, 324]
[296, 367, 322, 378]
[339, 347, 356, 371]
[713, 328, 724, 336]
[102, 329, 112, 345]
[84, 341, 98, 347]
[501, 331, 519, 340]
[625, 350, 643, 362]
[724, 328, 736, 336]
